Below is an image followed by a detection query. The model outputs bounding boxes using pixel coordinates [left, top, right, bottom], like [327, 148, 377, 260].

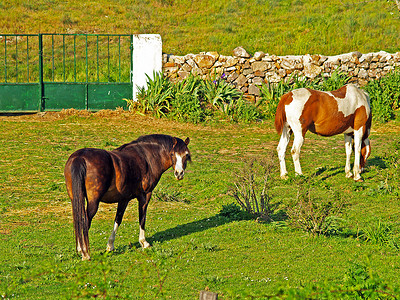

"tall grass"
[0, 0, 398, 56]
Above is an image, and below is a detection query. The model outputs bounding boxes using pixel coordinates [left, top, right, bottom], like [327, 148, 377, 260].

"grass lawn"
[1, 110, 400, 299]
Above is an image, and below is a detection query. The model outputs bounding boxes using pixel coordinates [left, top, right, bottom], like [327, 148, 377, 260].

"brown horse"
[64, 134, 191, 260]
[275, 84, 371, 181]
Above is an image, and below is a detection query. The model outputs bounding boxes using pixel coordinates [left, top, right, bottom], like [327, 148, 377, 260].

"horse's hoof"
[140, 240, 151, 249]
[280, 174, 289, 180]
[81, 255, 91, 261]
[106, 245, 114, 252]
[345, 173, 353, 179]
[354, 178, 364, 183]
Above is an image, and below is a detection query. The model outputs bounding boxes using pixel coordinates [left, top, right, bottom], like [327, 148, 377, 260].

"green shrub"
[364, 69, 400, 123]
[319, 69, 351, 91]
[229, 155, 279, 221]
[360, 218, 398, 248]
[286, 175, 346, 236]
[218, 203, 252, 221]
[231, 98, 261, 123]
[136, 72, 173, 118]
[131, 70, 400, 124]
[202, 73, 242, 115]
[170, 75, 208, 123]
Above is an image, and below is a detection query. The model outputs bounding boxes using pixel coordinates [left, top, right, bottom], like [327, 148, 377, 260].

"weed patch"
[285, 175, 346, 236]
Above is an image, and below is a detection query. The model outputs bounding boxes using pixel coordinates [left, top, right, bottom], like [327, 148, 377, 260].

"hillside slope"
[0, 0, 398, 56]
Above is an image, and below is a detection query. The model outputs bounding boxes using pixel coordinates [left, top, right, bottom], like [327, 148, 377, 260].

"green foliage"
[134, 72, 260, 123]
[136, 72, 173, 118]
[341, 263, 398, 299]
[134, 68, 400, 125]
[360, 219, 398, 248]
[231, 98, 261, 123]
[202, 73, 242, 115]
[169, 75, 208, 123]
[218, 202, 252, 221]
[229, 155, 279, 221]
[285, 175, 346, 236]
[319, 69, 352, 91]
[364, 70, 400, 123]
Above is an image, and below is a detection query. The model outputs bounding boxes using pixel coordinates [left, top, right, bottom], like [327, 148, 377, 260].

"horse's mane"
[116, 134, 175, 151]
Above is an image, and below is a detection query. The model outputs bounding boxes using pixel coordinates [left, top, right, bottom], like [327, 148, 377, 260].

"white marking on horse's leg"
[291, 131, 304, 176]
[353, 127, 363, 181]
[77, 241, 82, 254]
[78, 241, 90, 260]
[277, 124, 291, 179]
[344, 134, 353, 178]
[139, 226, 150, 248]
[106, 222, 119, 252]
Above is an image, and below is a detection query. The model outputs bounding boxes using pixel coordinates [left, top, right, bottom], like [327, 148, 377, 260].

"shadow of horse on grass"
[112, 209, 287, 254]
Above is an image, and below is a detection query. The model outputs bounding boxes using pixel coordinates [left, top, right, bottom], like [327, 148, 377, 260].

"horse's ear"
[184, 137, 190, 145]
[172, 137, 177, 149]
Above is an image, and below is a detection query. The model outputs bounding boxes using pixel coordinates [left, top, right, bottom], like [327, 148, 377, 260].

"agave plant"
[202, 74, 242, 115]
[170, 75, 207, 123]
[136, 72, 173, 118]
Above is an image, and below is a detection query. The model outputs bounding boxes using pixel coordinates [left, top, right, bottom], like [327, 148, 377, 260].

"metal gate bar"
[0, 33, 133, 112]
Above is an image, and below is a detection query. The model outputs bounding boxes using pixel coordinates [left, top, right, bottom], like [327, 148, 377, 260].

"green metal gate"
[0, 34, 133, 112]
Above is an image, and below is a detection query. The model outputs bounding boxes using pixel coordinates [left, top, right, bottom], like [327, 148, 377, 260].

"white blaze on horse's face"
[174, 152, 188, 180]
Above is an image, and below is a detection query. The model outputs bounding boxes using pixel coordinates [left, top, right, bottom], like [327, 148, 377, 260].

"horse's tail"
[274, 94, 288, 134]
[70, 157, 90, 260]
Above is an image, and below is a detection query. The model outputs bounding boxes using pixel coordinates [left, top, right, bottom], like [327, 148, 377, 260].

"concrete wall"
[132, 34, 162, 101]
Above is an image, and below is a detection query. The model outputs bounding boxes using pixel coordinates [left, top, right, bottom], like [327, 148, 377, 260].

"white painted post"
[131, 34, 162, 101]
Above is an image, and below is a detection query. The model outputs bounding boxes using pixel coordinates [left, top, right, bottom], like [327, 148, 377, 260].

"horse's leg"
[291, 130, 304, 176]
[344, 134, 353, 178]
[138, 192, 152, 248]
[106, 200, 129, 252]
[277, 123, 291, 179]
[353, 128, 363, 181]
[77, 199, 99, 261]
[360, 137, 371, 172]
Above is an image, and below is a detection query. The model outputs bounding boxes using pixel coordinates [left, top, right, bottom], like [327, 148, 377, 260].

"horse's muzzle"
[174, 170, 185, 180]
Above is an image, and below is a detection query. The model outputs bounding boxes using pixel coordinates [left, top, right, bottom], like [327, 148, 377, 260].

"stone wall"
[163, 46, 400, 102]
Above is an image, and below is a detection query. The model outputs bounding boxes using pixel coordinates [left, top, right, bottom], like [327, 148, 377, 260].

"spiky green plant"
[136, 72, 173, 118]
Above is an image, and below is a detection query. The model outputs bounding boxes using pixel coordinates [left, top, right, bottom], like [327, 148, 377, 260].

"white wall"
[131, 34, 162, 101]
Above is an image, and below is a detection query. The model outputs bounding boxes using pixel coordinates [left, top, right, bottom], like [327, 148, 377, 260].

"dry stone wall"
[163, 46, 400, 102]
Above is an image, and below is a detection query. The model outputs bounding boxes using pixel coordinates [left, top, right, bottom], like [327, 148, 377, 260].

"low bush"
[285, 175, 346, 236]
[364, 69, 400, 123]
[229, 155, 279, 221]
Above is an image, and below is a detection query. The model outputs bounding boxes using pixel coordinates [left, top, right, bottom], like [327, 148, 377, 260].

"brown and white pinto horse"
[274, 84, 371, 181]
[64, 134, 191, 260]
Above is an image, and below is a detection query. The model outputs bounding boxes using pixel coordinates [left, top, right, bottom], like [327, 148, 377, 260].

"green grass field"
[1, 110, 400, 298]
[0, 0, 399, 56]
[1, 1, 400, 298]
